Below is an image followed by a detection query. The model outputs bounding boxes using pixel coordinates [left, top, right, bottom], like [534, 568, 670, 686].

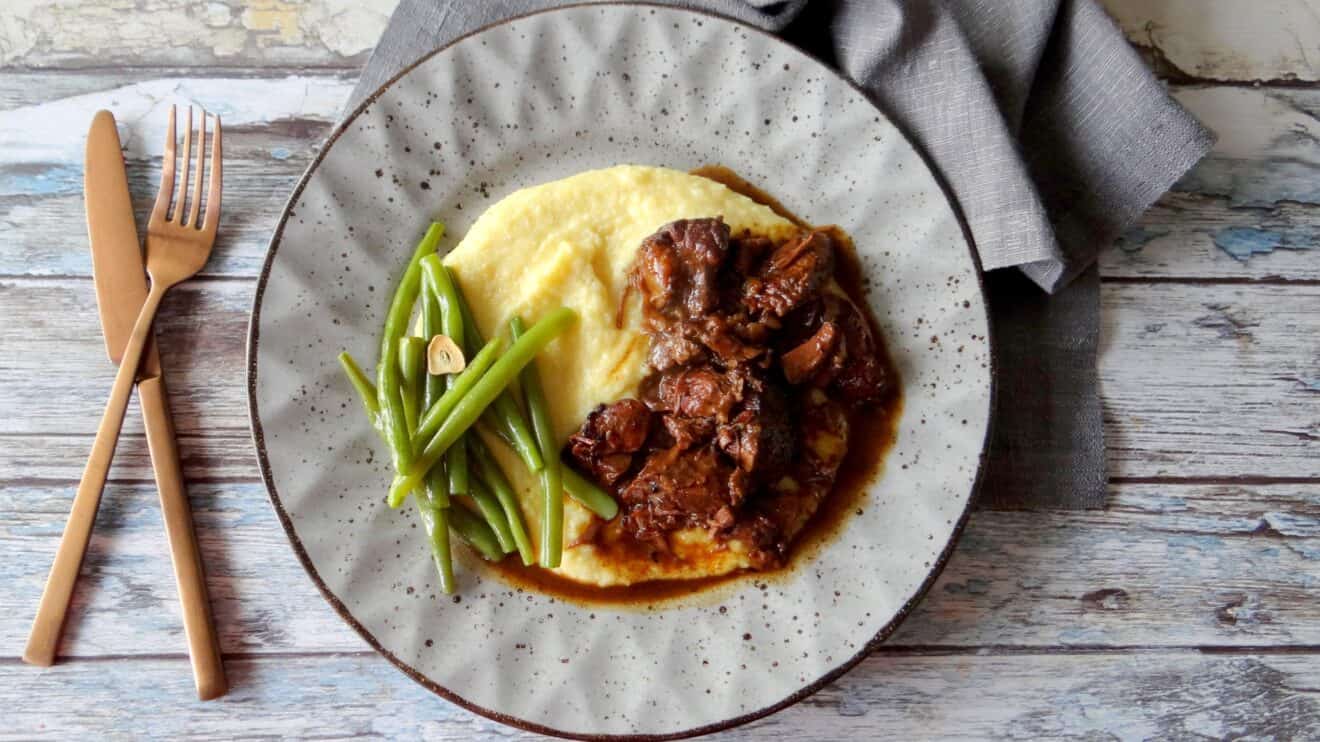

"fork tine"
[175, 107, 193, 224]
[188, 113, 206, 228]
[203, 116, 222, 235]
[149, 105, 177, 225]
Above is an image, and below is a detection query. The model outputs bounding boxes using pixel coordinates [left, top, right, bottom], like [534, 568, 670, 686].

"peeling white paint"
[0, 75, 353, 163]
[1103, 0, 1320, 81]
[0, 0, 397, 66]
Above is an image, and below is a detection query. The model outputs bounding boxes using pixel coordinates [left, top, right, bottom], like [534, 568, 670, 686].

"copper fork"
[25, 105, 222, 667]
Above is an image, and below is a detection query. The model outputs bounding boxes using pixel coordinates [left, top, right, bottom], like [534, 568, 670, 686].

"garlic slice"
[427, 335, 466, 375]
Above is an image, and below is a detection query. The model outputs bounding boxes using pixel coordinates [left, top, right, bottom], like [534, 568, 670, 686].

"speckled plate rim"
[246, 4, 995, 739]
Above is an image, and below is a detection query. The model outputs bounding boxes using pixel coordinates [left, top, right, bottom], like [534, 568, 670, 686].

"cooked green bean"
[413, 337, 502, 450]
[421, 256, 472, 498]
[388, 307, 577, 506]
[398, 337, 427, 433]
[511, 316, 563, 568]
[414, 492, 456, 593]
[346, 342, 456, 589]
[375, 223, 443, 471]
[492, 393, 542, 472]
[420, 275, 451, 510]
[446, 502, 505, 562]
[451, 275, 544, 473]
[338, 351, 380, 419]
[468, 478, 516, 554]
[469, 435, 534, 565]
[562, 465, 619, 520]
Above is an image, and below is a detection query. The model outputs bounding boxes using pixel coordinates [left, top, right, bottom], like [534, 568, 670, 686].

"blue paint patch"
[1181, 158, 1320, 208]
[0, 164, 83, 197]
[271, 147, 291, 160]
[1114, 226, 1170, 253]
[1297, 377, 1320, 392]
[1211, 226, 1314, 261]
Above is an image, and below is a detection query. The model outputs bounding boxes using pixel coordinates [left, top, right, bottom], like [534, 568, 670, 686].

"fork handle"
[139, 373, 228, 699]
[24, 286, 165, 667]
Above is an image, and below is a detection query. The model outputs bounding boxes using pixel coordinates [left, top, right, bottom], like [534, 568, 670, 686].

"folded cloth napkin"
[347, 0, 1214, 509]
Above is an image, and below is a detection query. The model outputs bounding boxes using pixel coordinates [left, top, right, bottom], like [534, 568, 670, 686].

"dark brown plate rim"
[245, 3, 996, 739]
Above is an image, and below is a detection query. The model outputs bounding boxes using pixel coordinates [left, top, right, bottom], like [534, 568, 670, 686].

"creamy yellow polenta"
[442, 165, 797, 586]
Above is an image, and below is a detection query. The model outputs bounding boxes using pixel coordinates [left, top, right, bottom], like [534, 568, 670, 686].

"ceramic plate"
[249, 4, 992, 738]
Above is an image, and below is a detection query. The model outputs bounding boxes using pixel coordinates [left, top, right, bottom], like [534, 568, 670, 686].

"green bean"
[375, 223, 443, 471]
[468, 478, 516, 553]
[468, 435, 534, 565]
[492, 395, 542, 472]
[511, 316, 563, 568]
[413, 337, 502, 450]
[414, 492, 455, 593]
[338, 351, 380, 418]
[420, 274, 445, 407]
[398, 337, 427, 433]
[345, 342, 456, 588]
[420, 275, 451, 510]
[451, 275, 544, 473]
[388, 307, 577, 506]
[562, 466, 619, 520]
[421, 256, 472, 497]
[446, 502, 504, 562]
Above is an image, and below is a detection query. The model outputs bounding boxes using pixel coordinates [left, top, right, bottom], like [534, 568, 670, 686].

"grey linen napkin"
[347, 0, 1214, 510]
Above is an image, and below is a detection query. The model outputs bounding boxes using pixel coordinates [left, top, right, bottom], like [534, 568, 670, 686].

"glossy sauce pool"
[486, 166, 902, 607]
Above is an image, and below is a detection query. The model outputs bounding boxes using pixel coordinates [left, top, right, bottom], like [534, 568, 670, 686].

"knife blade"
[83, 110, 226, 699]
[85, 110, 160, 376]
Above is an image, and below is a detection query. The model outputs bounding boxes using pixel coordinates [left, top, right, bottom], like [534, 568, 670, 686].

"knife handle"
[24, 293, 157, 668]
[139, 373, 228, 700]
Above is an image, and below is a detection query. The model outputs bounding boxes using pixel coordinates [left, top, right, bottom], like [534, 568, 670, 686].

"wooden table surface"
[2, 1, 1318, 738]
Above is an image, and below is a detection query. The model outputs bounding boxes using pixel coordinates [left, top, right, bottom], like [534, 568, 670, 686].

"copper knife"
[63, 110, 226, 698]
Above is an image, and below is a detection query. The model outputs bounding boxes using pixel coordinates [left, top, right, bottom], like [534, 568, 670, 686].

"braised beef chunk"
[620, 445, 747, 542]
[715, 393, 793, 481]
[567, 399, 652, 485]
[781, 320, 839, 384]
[730, 234, 775, 276]
[742, 231, 834, 318]
[632, 218, 732, 320]
[753, 393, 850, 544]
[655, 366, 741, 421]
[648, 333, 706, 371]
[568, 216, 895, 568]
[827, 294, 889, 402]
[661, 414, 716, 450]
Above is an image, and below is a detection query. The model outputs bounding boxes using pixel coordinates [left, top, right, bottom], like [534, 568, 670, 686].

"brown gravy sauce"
[488, 165, 902, 607]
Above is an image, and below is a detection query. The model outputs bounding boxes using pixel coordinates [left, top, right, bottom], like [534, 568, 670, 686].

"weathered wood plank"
[0, 279, 253, 437]
[0, 0, 395, 69]
[3, 651, 1318, 739]
[1103, 193, 1320, 281]
[4, 76, 1318, 281]
[4, 279, 1316, 477]
[1101, 282, 1320, 478]
[3, 481, 1317, 656]
[4, 434, 258, 483]
[2, 0, 1314, 86]
[0, 73, 349, 278]
[1102, 0, 1320, 82]
[1106, 85, 1320, 279]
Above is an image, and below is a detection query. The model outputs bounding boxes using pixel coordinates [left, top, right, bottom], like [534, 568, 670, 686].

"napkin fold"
[348, 0, 1214, 509]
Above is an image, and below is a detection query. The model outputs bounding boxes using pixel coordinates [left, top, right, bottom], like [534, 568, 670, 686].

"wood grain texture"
[1102, 0, 1320, 82]
[4, 652, 1319, 739]
[0, 0, 396, 68]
